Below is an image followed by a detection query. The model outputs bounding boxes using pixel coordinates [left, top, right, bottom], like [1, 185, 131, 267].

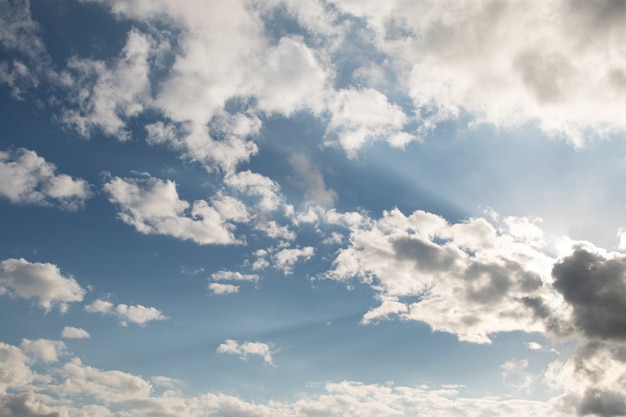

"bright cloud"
[0, 148, 90, 210]
[326, 88, 415, 155]
[211, 270, 259, 283]
[85, 299, 167, 326]
[61, 327, 90, 339]
[104, 175, 244, 245]
[273, 246, 315, 275]
[216, 339, 275, 366]
[62, 29, 156, 140]
[0, 258, 85, 313]
[208, 283, 239, 295]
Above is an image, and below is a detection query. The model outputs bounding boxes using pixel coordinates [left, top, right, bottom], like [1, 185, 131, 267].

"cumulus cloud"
[0, 258, 85, 313]
[208, 283, 239, 295]
[61, 327, 90, 339]
[0, 148, 90, 210]
[216, 339, 275, 366]
[20, 339, 66, 364]
[328, 0, 626, 145]
[0, 342, 33, 390]
[326, 88, 415, 156]
[273, 246, 315, 275]
[326, 208, 563, 343]
[85, 299, 167, 326]
[104, 175, 244, 245]
[224, 170, 283, 213]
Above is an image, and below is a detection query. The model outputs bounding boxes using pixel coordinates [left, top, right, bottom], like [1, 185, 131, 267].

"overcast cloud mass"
[2, 0, 626, 415]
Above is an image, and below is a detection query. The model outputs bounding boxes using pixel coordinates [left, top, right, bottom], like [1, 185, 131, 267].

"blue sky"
[2, 0, 626, 416]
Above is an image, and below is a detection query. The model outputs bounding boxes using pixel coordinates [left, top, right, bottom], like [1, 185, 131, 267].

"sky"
[2, 0, 626, 416]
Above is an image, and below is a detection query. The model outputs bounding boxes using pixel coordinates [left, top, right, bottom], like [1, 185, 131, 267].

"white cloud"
[252, 36, 329, 117]
[326, 88, 415, 156]
[104, 175, 244, 245]
[273, 247, 315, 275]
[0, 148, 90, 210]
[326, 208, 564, 343]
[0, 342, 33, 391]
[211, 271, 259, 283]
[208, 283, 239, 295]
[216, 339, 275, 366]
[254, 220, 296, 241]
[0, 258, 85, 313]
[329, 0, 626, 146]
[20, 339, 66, 363]
[62, 29, 156, 140]
[85, 299, 167, 326]
[61, 326, 90, 339]
[225, 170, 283, 212]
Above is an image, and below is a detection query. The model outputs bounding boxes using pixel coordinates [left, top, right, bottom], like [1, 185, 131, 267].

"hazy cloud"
[289, 154, 337, 208]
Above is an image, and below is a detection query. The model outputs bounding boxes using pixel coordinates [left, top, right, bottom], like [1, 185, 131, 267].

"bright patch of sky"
[2, 0, 626, 416]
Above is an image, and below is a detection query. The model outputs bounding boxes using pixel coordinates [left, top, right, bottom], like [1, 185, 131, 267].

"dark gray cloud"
[552, 249, 626, 339]
[392, 237, 458, 273]
[578, 389, 626, 416]
[522, 296, 575, 337]
[0, 394, 61, 417]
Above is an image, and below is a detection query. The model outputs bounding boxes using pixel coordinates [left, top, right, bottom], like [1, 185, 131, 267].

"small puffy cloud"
[61, 326, 90, 339]
[211, 271, 259, 283]
[104, 175, 243, 245]
[208, 283, 239, 295]
[0, 258, 85, 312]
[253, 36, 328, 116]
[20, 339, 66, 363]
[289, 154, 337, 208]
[216, 339, 275, 366]
[0, 148, 90, 210]
[326, 88, 415, 156]
[224, 170, 283, 212]
[273, 246, 315, 275]
[85, 299, 167, 326]
[254, 220, 296, 241]
[527, 342, 543, 351]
